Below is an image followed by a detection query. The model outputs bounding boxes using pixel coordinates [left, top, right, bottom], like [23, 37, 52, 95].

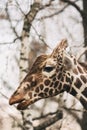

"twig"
[63, 106, 86, 113]
[39, 0, 55, 10]
[61, 0, 87, 19]
[0, 37, 21, 45]
[33, 110, 63, 130]
[37, 0, 79, 20]
[33, 109, 60, 121]
[6, 3, 19, 37]
[31, 24, 52, 49]
[76, 47, 87, 61]
[15, 0, 26, 15]
[0, 91, 9, 99]
[38, 4, 68, 20]
[0, 106, 25, 130]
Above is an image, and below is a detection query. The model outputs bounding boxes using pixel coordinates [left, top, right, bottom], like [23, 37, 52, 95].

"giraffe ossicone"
[9, 39, 87, 110]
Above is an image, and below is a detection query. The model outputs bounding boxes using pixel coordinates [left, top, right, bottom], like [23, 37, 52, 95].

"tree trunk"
[20, 2, 40, 81]
[83, 0, 87, 60]
[79, 2, 87, 130]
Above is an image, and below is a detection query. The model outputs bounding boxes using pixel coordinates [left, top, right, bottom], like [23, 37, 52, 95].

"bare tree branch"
[6, 3, 19, 38]
[0, 37, 21, 45]
[33, 110, 63, 130]
[37, 0, 79, 20]
[15, 0, 26, 15]
[61, 0, 87, 19]
[31, 24, 51, 49]
[33, 109, 60, 120]
[20, 1, 41, 80]
[76, 47, 87, 61]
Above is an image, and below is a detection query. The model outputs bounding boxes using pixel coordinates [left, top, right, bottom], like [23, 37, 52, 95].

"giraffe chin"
[17, 100, 31, 110]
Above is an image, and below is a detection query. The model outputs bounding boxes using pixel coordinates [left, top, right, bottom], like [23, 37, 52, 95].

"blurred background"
[0, 0, 87, 130]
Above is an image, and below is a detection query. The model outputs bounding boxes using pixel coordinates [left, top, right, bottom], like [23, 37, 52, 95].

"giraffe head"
[9, 39, 73, 110]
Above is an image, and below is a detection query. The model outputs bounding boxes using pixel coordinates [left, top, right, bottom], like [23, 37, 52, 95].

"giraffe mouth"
[9, 97, 31, 110]
[9, 94, 29, 110]
[16, 98, 40, 110]
[9, 95, 37, 110]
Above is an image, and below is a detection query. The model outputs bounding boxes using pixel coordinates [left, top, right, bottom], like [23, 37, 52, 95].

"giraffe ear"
[63, 55, 73, 70]
[51, 39, 68, 57]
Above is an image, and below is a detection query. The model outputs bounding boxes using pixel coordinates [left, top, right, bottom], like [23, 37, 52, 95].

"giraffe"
[9, 39, 87, 110]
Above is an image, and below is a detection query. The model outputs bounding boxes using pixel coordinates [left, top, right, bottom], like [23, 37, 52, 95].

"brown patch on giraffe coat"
[31, 80, 37, 87]
[50, 74, 56, 79]
[74, 78, 82, 89]
[73, 68, 78, 75]
[70, 88, 77, 96]
[58, 82, 62, 90]
[40, 84, 44, 90]
[67, 72, 70, 76]
[38, 92, 44, 97]
[54, 81, 59, 88]
[24, 76, 33, 82]
[57, 72, 62, 79]
[55, 89, 59, 94]
[74, 58, 77, 65]
[80, 75, 87, 83]
[49, 89, 53, 96]
[61, 76, 64, 82]
[44, 88, 49, 92]
[82, 88, 87, 97]
[71, 76, 74, 82]
[44, 79, 50, 86]
[44, 93, 48, 97]
[77, 66, 83, 73]
[34, 94, 37, 97]
[80, 97, 87, 110]
[53, 77, 56, 81]
[28, 92, 32, 99]
[66, 76, 71, 83]
[50, 82, 53, 87]
[35, 87, 39, 93]
[63, 84, 70, 92]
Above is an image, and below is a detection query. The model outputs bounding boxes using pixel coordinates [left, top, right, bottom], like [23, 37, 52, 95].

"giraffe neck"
[64, 62, 87, 109]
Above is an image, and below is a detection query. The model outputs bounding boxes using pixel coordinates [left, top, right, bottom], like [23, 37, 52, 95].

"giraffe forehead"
[29, 55, 49, 74]
[45, 58, 56, 66]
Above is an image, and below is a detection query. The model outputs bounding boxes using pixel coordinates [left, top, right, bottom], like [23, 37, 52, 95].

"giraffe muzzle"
[9, 93, 38, 110]
[9, 96, 29, 110]
[9, 94, 25, 105]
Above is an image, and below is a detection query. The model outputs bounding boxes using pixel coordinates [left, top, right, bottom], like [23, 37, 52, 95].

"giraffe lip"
[9, 96, 25, 105]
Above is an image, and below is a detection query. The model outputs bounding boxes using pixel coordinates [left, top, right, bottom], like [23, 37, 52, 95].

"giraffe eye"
[44, 66, 54, 72]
